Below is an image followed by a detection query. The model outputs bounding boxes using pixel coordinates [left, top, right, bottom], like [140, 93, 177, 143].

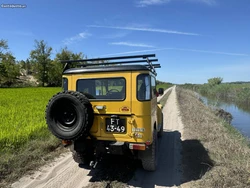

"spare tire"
[45, 91, 94, 140]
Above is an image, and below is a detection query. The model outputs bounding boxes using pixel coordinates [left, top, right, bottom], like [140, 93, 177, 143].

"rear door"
[73, 72, 133, 141]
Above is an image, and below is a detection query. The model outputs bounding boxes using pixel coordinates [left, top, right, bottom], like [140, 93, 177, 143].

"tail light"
[129, 143, 146, 150]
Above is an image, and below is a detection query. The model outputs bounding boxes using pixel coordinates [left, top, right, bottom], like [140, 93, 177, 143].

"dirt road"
[128, 86, 183, 188]
[12, 86, 184, 188]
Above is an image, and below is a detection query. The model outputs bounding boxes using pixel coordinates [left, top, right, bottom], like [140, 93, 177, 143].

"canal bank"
[200, 95, 250, 139]
[177, 87, 250, 188]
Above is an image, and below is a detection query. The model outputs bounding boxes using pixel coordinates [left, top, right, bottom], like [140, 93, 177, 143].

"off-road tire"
[72, 150, 88, 164]
[140, 131, 158, 171]
[158, 114, 164, 137]
[69, 142, 94, 165]
[45, 91, 94, 140]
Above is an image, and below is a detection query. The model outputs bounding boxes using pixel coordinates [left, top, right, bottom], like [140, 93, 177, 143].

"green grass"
[0, 87, 68, 187]
[0, 87, 61, 152]
[156, 83, 173, 90]
[181, 83, 250, 111]
[158, 89, 172, 107]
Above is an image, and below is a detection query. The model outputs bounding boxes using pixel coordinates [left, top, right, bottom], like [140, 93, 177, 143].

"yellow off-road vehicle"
[45, 54, 164, 171]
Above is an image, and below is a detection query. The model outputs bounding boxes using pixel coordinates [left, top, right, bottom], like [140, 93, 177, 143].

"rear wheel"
[72, 150, 88, 165]
[158, 114, 164, 137]
[140, 131, 158, 171]
[70, 143, 94, 165]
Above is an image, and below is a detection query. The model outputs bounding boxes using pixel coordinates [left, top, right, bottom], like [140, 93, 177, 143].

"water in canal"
[200, 96, 250, 138]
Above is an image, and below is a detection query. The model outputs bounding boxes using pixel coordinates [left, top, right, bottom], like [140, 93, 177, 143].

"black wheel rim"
[55, 103, 77, 129]
[60, 106, 76, 126]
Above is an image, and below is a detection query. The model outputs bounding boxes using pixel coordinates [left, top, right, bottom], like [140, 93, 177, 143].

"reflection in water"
[200, 96, 250, 138]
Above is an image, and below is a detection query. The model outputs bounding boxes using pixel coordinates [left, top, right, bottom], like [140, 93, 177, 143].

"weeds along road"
[12, 86, 184, 188]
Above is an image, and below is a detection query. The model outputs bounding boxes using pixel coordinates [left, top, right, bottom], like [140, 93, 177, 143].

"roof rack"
[61, 54, 160, 75]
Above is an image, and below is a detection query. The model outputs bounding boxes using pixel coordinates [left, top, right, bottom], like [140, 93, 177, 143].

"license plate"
[105, 118, 126, 133]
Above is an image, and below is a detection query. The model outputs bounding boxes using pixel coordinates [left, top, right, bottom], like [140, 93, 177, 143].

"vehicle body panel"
[62, 69, 160, 144]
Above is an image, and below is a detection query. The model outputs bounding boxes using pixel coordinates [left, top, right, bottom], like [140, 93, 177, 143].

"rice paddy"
[0, 87, 61, 152]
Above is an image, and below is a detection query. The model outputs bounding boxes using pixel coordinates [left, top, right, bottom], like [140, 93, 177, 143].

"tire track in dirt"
[11, 152, 92, 188]
[128, 86, 183, 188]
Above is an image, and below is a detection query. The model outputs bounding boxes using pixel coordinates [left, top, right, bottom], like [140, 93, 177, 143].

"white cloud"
[101, 47, 249, 57]
[62, 32, 91, 45]
[135, 0, 217, 7]
[14, 31, 35, 36]
[88, 25, 200, 36]
[188, 0, 217, 6]
[136, 0, 171, 7]
[169, 48, 249, 56]
[0, 30, 34, 37]
[101, 32, 128, 39]
[101, 48, 168, 56]
[110, 42, 155, 48]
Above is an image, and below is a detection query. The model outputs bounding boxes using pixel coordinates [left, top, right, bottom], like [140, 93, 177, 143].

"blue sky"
[1, 0, 249, 84]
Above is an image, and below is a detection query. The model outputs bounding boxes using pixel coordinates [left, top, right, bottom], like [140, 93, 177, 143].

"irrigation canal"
[200, 96, 250, 138]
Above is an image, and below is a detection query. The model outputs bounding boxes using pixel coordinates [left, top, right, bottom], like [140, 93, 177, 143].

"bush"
[208, 77, 223, 86]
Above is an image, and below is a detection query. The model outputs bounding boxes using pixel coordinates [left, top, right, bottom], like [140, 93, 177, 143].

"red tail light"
[129, 143, 146, 150]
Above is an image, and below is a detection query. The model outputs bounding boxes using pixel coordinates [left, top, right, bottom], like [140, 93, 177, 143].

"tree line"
[0, 39, 85, 87]
[0, 39, 171, 88]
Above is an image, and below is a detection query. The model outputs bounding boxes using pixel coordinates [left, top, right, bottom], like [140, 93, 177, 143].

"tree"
[0, 53, 20, 86]
[0, 40, 20, 87]
[25, 58, 32, 75]
[0, 39, 8, 56]
[208, 77, 223, 86]
[47, 47, 84, 86]
[19, 60, 26, 75]
[30, 40, 52, 86]
[0, 40, 9, 83]
[47, 60, 63, 86]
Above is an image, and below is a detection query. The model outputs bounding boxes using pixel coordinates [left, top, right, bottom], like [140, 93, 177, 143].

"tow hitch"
[89, 160, 98, 169]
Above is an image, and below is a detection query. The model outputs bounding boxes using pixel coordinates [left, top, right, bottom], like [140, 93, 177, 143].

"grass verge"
[159, 88, 172, 107]
[176, 87, 250, 187]
[0, 136, 67, 187]
[0, 87, 67, 187]
[156, 83, 173, 90]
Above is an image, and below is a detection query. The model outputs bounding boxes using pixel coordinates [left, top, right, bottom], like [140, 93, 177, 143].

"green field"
[0, 84, 171, 152]
[0, 87, 61, 152]
[0, 87, 70, 186]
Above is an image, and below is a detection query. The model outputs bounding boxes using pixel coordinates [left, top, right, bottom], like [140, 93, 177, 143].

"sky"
[0, 0, 250, 84]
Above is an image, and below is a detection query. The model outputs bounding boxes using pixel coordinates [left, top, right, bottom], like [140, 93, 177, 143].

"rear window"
[76, 78, 125, 100]
[137, 74, 151, 101]
[62, 78, 68, 90]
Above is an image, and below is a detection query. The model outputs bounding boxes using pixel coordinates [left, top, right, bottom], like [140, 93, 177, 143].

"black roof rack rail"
[60, 54, 155, 63]
[76, 59, 158, 67]
[145, 64, 161, 68]
[61, 54, 159, 75]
